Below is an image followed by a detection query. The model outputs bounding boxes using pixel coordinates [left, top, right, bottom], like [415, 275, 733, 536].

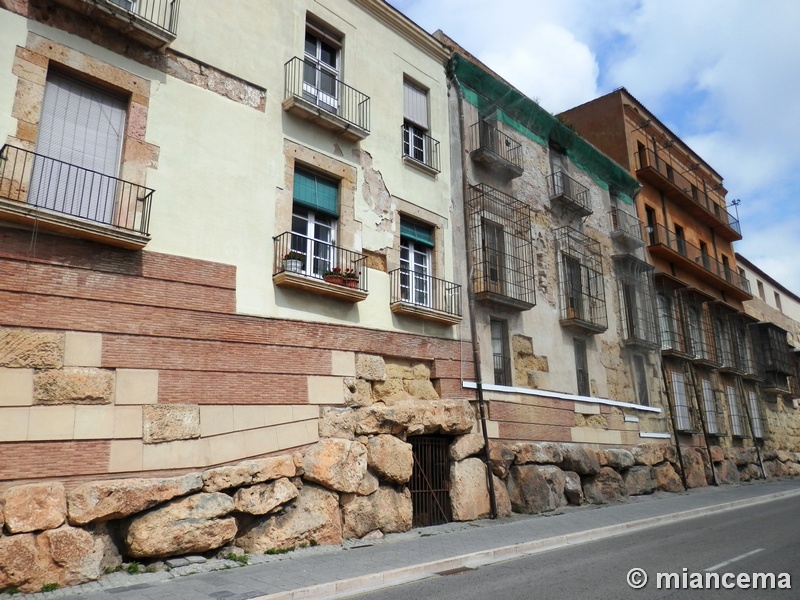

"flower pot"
[324, 275, 343, 285]
[283, 259, 303, 273]
[344, 278, 359, 288]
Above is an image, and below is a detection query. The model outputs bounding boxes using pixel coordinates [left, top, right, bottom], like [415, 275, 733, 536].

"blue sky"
[389, 0, 800, 294]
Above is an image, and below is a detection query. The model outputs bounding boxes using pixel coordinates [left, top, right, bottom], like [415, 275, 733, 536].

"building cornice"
[352, 0, 450, 63]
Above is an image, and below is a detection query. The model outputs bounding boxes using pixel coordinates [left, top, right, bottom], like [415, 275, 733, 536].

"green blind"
[400, 216, 434, 247]
[293, 169, 339, 217]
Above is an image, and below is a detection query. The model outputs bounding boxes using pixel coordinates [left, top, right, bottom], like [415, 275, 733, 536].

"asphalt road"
[344, 494, 800, 600]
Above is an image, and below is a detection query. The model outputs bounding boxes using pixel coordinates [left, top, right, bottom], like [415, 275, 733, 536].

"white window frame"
[400, 237, 432, 307]
[291, 206, 336, 278]
[303, 27, 340, 112]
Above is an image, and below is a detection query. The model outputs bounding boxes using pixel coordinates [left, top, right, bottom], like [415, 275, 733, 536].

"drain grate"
[435, 566, 476, 577]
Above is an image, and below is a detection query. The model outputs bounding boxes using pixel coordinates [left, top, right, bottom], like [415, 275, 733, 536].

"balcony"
[751, 323, 793, 391]
[548, 171, 591, 218]
[635, 147, 741, 241]
[50, 0, 179, 48]
[467, 121, 523, 179]
[273, 232, 368, 302]
[283, 57, 370, 142]
[493, 353, 512, 386]
[646, 223, 752, 301]
[389, 269, 461, 326]
[401, 125, 440, 175]
[614, 255, 659, 349]
[609, 207, 645, 249]
[0, 144, 152, 249]
[467, 184, 536, 311]
[556, 227, 607, 335]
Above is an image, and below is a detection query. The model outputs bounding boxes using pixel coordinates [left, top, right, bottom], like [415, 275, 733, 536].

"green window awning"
[293, 169, 339, 217]
[400, 216, 434, 247]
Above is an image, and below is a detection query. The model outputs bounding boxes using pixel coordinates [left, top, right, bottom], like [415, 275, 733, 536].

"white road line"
[704, 548, 765, 572]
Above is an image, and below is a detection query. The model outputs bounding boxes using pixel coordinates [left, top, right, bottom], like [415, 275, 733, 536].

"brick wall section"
[158, 372, 309, 405]
[0, 441, 110, 480]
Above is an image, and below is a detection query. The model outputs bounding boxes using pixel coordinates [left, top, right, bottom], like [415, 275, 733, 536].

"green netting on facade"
[451, 54, 639, 203]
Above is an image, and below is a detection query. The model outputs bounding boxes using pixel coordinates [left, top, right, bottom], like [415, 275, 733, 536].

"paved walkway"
[13, 478, 800, 600]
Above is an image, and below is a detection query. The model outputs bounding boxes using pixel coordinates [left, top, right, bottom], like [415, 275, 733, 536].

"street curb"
[252, 486, 800, 600]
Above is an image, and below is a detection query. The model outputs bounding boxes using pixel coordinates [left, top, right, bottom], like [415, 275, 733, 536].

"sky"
[389, 0, 800, 296]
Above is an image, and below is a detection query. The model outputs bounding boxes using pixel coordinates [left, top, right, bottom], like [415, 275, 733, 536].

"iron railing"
[635, 147, 740, 237]
[647, 223, 751, 295]
[284, 57, 370, 133]
[467, 121, 523, 171]
[668, 368, 697, 432]
[108, 0, 180, 34]
[273, 231, 368, 292]
[678, 290, 718, 365]
[401, 124, 440, 172]
[389, 268, 460, 317]
[0, 144, 153, 235]
[614, 255, 659, 348]
[751, 322, 793, 375]
[609, 207, 645, 245]
[698, 375, 727, 436]
[556, 227, 607, 332]
[493, 353, 512, 386]
[409, 436, 452, 527]
[548, 170, 591, 215]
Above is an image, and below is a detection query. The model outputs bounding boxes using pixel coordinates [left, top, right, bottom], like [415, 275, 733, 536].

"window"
[303, 23, 341, 113]
[491, 319, 511, 386]
[400, 216, 433, 307]
[403, 80, 429, 164]
[574, 337, 590, 396]
[757, 280, 766, 300]
[674, 224, 686, 256]
[775, 292, 783, 312]
[725, 383, 746, 437]
[699, 375, 720, 435]
[747, 388, 765, 439]
[699, 241, 711, 269]
[670, 369, 692, 431]
[686, 305, 703, 356]
[565, 255, 583, 318]
[482, 219, 506, 294]
[645, 206, 657, 245]
[632, 354, 649, 406]
[722, 255, 732, 282]
[657, 292, 676, 350]
[291, 169, 338, 278]
[31, 71, 127, 225]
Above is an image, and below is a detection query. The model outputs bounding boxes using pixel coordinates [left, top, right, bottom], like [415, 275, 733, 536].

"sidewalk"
[18, 478, 800, 600]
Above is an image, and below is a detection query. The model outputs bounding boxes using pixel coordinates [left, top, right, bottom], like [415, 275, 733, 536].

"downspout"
[452, 70, 498, 519]
[686, 364, 719, 486]
[660, 360, 688, 489]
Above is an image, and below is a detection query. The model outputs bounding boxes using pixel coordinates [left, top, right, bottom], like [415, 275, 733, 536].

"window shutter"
[403, 81, 428, 130]
[293, 169, 339, 217]
[400, 216, 434, 247]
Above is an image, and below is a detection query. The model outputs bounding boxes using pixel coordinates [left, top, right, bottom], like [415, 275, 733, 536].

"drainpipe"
[736, 376, 767, 479]
[452, 70, 497, 519]
[686, 364, 719, 486]
[660, 360, 688, 489]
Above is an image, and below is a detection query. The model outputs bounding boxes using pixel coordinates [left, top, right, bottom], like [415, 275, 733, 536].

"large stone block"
[492, 475, 513, 517]
[236, 484, 342, 552]
[142, 404, 200, 443]
[715, 458, 741, 485]
[623, 466, 656, 496]
[67, 474, 203, 525]
[39, 525, 105, 587]
[2, 483, 66, 533]
[367, 435, 413, 484]
[450, 458, 490, 521]
[507, 465, 567, 514]
[403, 379, 439, 401]
[559, 444, 601, 475]
[319, 406, 357, 439]
[125, 493, 236, 558]
[583, 467, 627, 504]
[653, 462, 684, 492]
[202, 455, 296, 492]
[341, 486, 412, 538]
[355, 354, 386, 382]
[343, 378, 374, 408]
[34, 368, 114, 404]
[488, 441, 515, 478]
[682, 449, 708, 489]
[354, 399, 475, 436]
[449, 433, 485, 461]
[233, 478, 299, 515]
[514, 441, 563, 465]
[0, 329, 63, 369]
[303, 438, 368, 493]
[632, 444, 668, 466]
[371, 378, 409, 405]
[605, 449, 635, 471]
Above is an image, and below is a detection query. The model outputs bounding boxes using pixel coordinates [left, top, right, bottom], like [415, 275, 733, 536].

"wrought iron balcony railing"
[389, 268, 461, 325]
[635, 147, 740, 239]
[609, 207, 645, 248]
[273, 231, 368, 293]
[647, 223, 751, 297]
[284, 57, 370, 139]
[0, 144, 153, 236]
[108, 0, 179, 34]
[493, 353, 512, 386]
[548, 170, 591, 216]
[401, 125, 440, 173]
[467, 121, 523, 178]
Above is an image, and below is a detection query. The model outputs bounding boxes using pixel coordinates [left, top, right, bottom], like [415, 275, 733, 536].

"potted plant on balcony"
[343, 268, 360, 288]
[323, 267, 343, 285]
[282, 250, 305, 273]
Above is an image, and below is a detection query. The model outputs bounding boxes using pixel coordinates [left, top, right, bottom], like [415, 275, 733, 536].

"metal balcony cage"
[548, 170, 591, 217]
[750, 322, 793, 376]
[613, 255, 658, 348]
[556, 226, 607, 332]
[608, 206, 645, 247]
[655, 278, 690, 356]
[467, 120, 523, 175]
[677, 289, 718, 365]
[697, 373, 727, 436]
[273, 231, 368, 292]
[667, 365, 697, 432]
[467, 184, 536, 309]
[0, 144, 153, 235]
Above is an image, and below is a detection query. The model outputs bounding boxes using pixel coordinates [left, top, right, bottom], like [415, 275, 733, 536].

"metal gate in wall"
[409, 435, 452, 527]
